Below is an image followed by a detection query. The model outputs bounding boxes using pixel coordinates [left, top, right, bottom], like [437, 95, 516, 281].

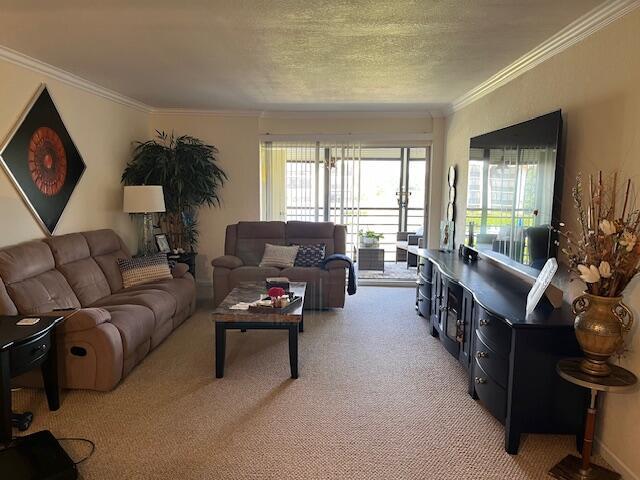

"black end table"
[1, 315, 63, 444]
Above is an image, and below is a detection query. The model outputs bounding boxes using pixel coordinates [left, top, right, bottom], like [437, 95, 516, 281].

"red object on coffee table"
[268, 287, 286, 298]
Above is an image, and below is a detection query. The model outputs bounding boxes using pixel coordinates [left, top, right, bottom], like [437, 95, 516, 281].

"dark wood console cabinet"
[415, 249, 586, 454]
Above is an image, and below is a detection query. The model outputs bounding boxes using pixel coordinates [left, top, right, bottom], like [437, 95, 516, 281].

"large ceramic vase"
[572, 293, 634, 377]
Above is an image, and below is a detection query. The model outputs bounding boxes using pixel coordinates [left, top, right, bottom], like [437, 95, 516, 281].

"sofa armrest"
[211, 255, 244, 269]
[54, 308, 111, 334]
[171, 262, 189, 278]
[324, 259, 350, 270]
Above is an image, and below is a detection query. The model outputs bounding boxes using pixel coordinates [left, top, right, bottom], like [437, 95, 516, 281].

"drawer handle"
[417, 282, 425, 287]
[479, 318, 490, 327]
[475, 377, 487, 385]
[476, 351, 488, 359]
[31, 344, 47, 354]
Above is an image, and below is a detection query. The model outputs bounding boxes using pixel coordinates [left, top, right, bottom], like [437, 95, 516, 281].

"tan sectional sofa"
[0, 229, 196, 391]
[212, 221, 349, 309]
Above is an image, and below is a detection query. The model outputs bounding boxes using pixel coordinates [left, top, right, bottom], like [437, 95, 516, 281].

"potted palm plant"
[122, 131, 227, 252]
[558, 172, 639, 376]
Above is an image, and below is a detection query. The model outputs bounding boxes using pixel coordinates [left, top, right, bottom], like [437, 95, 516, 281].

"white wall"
[442, 9, 640, 477]
[148, 113, 261, 283]
[0, 58, 148, 251]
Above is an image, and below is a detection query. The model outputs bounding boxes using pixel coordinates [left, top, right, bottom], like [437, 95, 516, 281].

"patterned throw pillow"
[118, 253, 172, 289]
[294, 243, 326, 267]
[259, 244, 299, 268]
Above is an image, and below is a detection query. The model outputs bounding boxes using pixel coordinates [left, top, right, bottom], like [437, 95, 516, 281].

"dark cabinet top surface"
[418, 249, 574, 329]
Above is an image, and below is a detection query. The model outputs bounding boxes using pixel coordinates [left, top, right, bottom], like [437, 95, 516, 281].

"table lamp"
[123, 185, 165, 255]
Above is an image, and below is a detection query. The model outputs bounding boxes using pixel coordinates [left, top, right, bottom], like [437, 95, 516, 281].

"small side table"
[357, 247, 385, 272]
[168, 251, 197, 278]
[0, 315, 63, 445]
[549, 358, 637, 480]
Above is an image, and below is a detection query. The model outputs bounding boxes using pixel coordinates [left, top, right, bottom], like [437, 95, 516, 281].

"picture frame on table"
[155, 233, 171, 254]
[439, 221, 454, 252]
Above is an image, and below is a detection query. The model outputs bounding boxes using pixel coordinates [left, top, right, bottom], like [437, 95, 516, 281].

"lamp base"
[138, 213, 156, 256]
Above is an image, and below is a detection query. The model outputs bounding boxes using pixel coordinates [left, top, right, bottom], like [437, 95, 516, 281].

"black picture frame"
[0, 84, 86, 235]
[155, 233, 171, 254]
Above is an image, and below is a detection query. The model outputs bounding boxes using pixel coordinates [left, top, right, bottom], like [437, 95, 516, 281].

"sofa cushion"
[83, 229, 126, 256]
[45, 234, 112, 306]
[117, 254, 172, 289]
[259, 244, 299, 268]
[0, 279, 18, 316]
[125, 277, 195, 313]
[280, 266, 330, 283]
[0, 240, 55, 284]
[293, 243, 325, 267]
[83, 229, 131, 293]
[101, 304, 154, 360]
[45, 233, 91, 265]
[58, 258, 112, 307]
[229, 266, 281, 285]
[235, 221, 286, 266]
[285, 221, 337, 255]
[91, 288, 176, 332]
[7, 270, 81, 314]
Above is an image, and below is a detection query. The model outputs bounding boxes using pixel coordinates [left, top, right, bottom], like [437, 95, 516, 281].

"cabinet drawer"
[474, 333, 509, 389]
[421, 260, 433, 278]
[418, 291, 430, 318]
[10, 331, 51, 374]
[473, 358, 507, 423]
[417, 276, 431, 299]
[475, 308, 511, 355]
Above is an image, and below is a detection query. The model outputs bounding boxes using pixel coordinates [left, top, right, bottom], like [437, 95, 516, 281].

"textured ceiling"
[0, 0, 604, 111]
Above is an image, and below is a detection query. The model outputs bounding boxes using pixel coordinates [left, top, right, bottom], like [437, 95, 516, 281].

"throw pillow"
[118, 253, 172, 289]
[259, 244, 299, 268]
[294, 243, 326, 267]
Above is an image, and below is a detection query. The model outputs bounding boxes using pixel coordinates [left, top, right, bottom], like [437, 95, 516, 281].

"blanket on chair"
[321, 254, 357, 296]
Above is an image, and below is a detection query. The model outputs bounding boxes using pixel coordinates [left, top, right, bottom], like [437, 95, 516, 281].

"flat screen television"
[464, 110, 564, 271]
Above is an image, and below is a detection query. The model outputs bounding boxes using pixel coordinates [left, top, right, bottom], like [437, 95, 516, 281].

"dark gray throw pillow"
[293, 243, 326, 267]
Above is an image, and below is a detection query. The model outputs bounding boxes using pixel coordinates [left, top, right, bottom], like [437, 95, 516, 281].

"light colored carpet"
[14, 287, 591, 479]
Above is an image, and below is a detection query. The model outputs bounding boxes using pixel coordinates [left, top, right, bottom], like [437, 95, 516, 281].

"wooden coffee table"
[211, 282, 306, 379]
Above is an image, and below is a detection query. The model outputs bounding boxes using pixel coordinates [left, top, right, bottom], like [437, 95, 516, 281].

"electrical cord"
[0, 435, 96, 465]
[56, 437, 96, 465]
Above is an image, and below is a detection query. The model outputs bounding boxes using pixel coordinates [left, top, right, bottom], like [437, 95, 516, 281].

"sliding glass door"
[261, 142, 429, 280]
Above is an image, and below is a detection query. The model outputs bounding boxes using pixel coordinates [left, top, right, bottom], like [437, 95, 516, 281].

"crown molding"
[0, 45, 152, 113]
[258, 110, 438, 119]
[449, 0, 640, 115]
[149, 108, 261, 117]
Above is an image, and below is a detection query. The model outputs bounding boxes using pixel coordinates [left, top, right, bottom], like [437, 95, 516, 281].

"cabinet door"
[430, 270, 441, 335]
[440, 279, 461, 357]
[459, 289, 474, 369]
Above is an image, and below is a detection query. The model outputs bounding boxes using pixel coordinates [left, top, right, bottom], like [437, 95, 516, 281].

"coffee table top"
[212, 282, 306, 323]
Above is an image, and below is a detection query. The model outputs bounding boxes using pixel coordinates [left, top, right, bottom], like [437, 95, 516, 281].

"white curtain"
[260, 140, 361, 252]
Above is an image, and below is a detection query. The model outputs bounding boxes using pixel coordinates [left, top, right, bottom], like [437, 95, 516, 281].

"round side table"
[549, 358, 637, 480]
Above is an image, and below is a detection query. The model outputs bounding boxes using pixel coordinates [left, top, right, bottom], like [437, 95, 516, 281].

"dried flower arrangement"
[557, 171, 640, 297]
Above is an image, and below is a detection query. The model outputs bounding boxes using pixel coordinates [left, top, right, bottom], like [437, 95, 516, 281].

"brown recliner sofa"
[0, 229, 196, 391]
[212, 221, 349, 309]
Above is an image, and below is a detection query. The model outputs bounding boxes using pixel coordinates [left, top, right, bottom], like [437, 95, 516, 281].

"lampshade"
[123, 186, 165, 213]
